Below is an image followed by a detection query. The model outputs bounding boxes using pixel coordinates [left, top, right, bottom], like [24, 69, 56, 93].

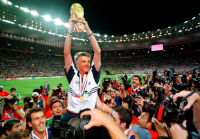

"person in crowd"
[43, 81, 50, 96]
[3, 119, 22, 136]
[4, 131, 30, 139]
[113, 79, 120, 88]
[110, 107, 137, 139]
[61, 14, 102, 124]
[23, 97, 32, 105]
[31, 92, 45, 109]
[80, 109, 128, 139]
[26, 107, 52, 139]
[104, 98, 115, 109]
[0, 86, 10, 97]
[107, 86, 124, 108]
[9, 88, 21, 106]
[1, 98, 25, 126]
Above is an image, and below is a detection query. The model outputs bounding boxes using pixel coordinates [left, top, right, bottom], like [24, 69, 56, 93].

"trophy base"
[74, 21, 85, 32]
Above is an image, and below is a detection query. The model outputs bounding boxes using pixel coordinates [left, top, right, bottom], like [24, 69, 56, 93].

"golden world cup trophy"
[70, 3, 85, 32]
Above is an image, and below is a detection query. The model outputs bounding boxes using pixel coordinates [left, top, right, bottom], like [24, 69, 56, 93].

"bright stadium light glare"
[20, 7, 29, 12]
[104, 35, 107, 37]
[15, 5, 19, 8]
[7, 1, 12, 5]
[64, 23, 69, 27]
[30, 11, 38, 16]
[192, 17, 196, 20]
[43, 15, 51, 21]
[54, 19, 63, 25]
[2, 0, 7, 3]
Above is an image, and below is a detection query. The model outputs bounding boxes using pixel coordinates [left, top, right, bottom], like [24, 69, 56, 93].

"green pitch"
[0, 74, 145, 108]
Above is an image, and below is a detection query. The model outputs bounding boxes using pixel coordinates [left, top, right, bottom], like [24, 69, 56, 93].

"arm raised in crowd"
[80, 109, 128, 139]
[78, 17, 101, 71]
[64, 13, 79, 73]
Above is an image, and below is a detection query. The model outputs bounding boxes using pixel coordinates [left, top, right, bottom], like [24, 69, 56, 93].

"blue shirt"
[114, 96, 122, 108]
[131, 124, 152, 139]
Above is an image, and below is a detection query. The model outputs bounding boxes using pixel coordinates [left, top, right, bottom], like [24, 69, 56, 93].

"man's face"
[12, 90, 16, 94]
[132, 77, 140, 87]
[76, 56, 90, 73]
[122, 102, 128, 109]
[112, 112, 122, 129]
[51, 102, 63, 116]
[138, 112, 149, 128]
[110, 90, 116, 98]
[0, 88, 2, 91]
[6, 122, 22, 135]
[32, 97, 38, 103]
[107, 99, 115, 108]
[28, 111, 46, 133]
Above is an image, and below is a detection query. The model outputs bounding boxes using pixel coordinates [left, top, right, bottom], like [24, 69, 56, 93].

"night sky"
[9, 0, 200, 36]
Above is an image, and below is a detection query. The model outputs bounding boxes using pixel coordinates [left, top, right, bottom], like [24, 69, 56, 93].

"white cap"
[0, 86, 3, 88]
[32, 92, 39, 97]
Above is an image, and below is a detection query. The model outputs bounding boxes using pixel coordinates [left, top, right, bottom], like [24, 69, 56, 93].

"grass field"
[0, 74, 146, 108]
[0, 75, 119, 108]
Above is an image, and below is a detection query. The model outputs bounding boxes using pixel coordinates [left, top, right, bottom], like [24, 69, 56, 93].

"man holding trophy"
[62, 3, 102, 124]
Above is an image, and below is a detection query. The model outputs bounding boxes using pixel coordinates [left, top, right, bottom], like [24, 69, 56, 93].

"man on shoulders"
[61, 15, 101, 124]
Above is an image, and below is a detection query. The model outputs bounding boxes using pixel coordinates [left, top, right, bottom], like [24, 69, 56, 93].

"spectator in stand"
[3, 119, 22, 136]
[9, 88, 21, 106]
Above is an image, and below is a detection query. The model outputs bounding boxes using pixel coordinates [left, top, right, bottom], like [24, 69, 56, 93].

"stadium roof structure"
[1, 0, 200, 51]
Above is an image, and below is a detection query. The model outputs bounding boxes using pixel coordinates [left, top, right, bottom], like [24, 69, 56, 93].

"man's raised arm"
[64, 15, 79, 73]
[79, 18, 101, 71]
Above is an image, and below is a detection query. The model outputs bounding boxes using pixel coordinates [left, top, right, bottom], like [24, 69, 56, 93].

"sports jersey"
[127, 86, 141, 96]
[9, 93, 21, 106]
[124, 128, 136, 139]
[34, 98, 45, 109]
[64, 61, 100, 113]
[30, 126, 52, 139]
[1, 106, 24, 121]
[0, 91, 10, 97]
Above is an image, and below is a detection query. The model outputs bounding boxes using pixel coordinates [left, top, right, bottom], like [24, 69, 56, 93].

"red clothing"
[44, 103, 52, 120]
[113, 82, 120, 88]
[0, 91, 10, 97]
[1, 106, 23, 121]
[127, 86, 141, 96]
[131, 115, 138, 126]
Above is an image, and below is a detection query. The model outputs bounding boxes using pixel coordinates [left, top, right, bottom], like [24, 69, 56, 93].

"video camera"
[52, 85, 62, 96]
[143, 97, 188, 125]
[102, 77, 110, 92]
[134, 88, 149, 98]
[120, 74, 131, 90]
[51, 109, 111, 139]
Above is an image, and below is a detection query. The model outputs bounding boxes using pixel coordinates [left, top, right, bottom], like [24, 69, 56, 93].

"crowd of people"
[1, 15, 200, 139]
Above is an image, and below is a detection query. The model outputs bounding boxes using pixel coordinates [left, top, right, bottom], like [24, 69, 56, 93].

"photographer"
[56, 83, 67, 106]
[126, 75, 142, 96]
[62, 15, 102, 124]
[3, 119, 22, 136]
[1, 98, 25, 125]
[107, 86, 124, 108]
[26, 107, 52, 138]
[9, 88, 21, 106]
[31, 92, 45, 109]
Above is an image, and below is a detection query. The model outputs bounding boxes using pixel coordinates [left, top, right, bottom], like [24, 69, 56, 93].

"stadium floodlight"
[30, 11, 38, 16]
[2, 0, 7, 3]
[64, 23, 69, 27]
[15, 5, 19, 8]
[111, 35, 114, 37]
[43, 15, 51, 21]
[192, 17, 196, 20]
[7, 1, 12, 5]
[54, 18, 63, 25]
[184, 20, 188, 23]
[20, 7, 29, 12]
[104, 35, 107, 37]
